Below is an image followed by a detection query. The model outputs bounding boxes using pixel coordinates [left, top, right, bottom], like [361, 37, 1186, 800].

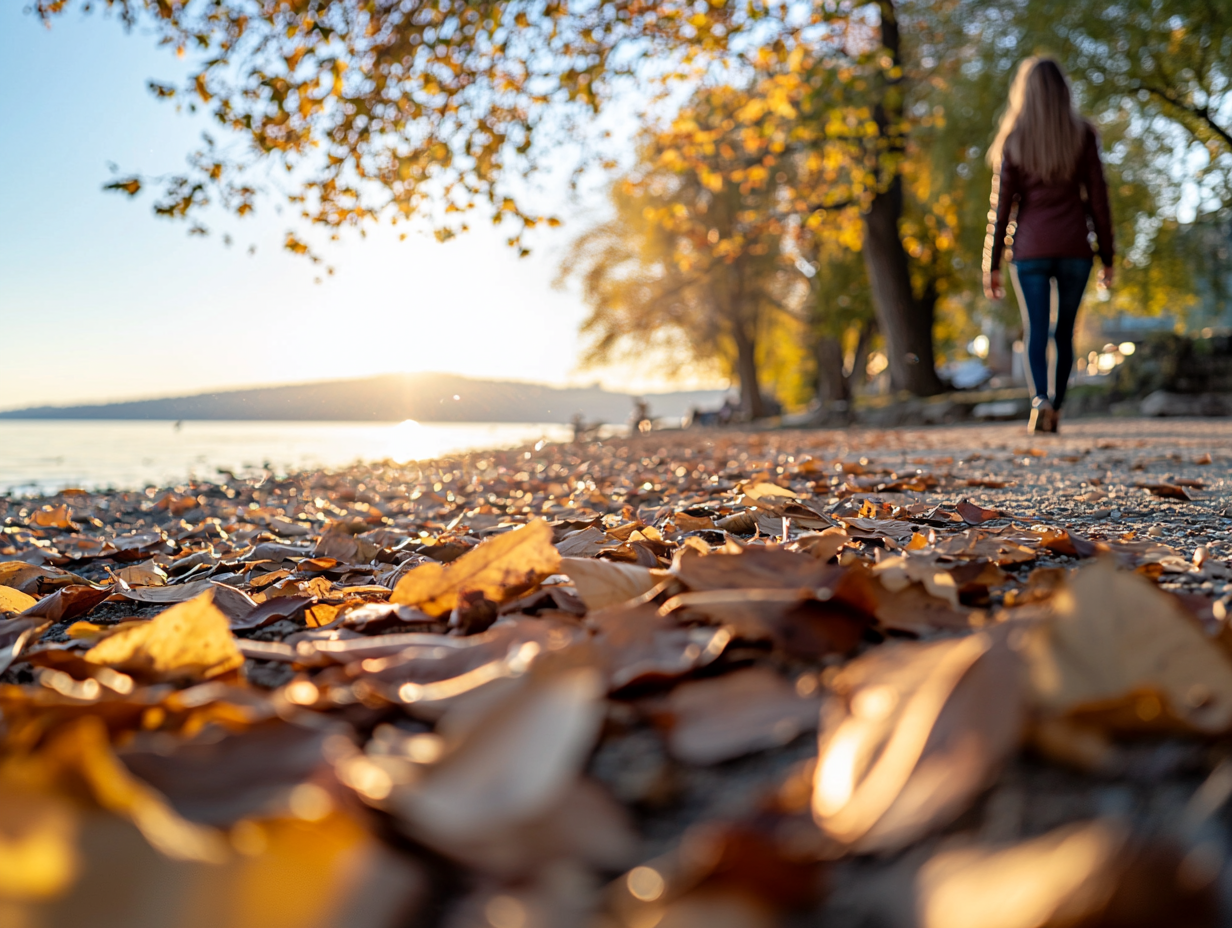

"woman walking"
[983, 57, 1114, 434]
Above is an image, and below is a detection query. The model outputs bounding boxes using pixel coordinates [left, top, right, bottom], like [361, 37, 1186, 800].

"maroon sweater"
[983, 124, 1114, 272]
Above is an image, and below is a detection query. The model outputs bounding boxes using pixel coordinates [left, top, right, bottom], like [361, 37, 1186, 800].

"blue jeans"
[1010, 257, 1093, 410]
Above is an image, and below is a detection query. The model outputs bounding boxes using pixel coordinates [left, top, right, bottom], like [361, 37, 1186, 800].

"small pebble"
[1148, 525, 1166, 537]
[1110, 509, 1122, 520]
[1090, 507, 1111, 519]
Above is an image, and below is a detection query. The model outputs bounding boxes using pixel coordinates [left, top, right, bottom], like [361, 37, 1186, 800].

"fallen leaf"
[383, 660, 607, 869]
[561, 557, 663, 610]
[659, 587, 868, 659]
[1022, 558, 1232, 733]
[0, 586, 39, 615]
[956, 499, 1004, 525]
[113, 560, 167, 588]
[674, 545, 831, 591]
[916, 819, 1217, 928]
[84, 590, 244, 683]
[391, 520, 560, 617]
[1038, 528, 1101, 559]
[1137, 482, 1194, 501]
[590, 605, 730, 689]
[21, 584, 111, 622]
[813, 629, 1025, 853]
[0, 562, 87, 596]
[554, 526, 616, 557]
[662, 667, 823, 764]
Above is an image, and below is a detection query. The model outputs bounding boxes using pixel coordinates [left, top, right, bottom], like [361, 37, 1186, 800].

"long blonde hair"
[988, 57, 1088, 183]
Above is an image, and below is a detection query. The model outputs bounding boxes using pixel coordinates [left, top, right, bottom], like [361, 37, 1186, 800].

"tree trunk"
[862, 179, 945, 396]
[862, 0, 945, 397]
[846, 319, 875, 393]
[733, 323, 766, 419]
[815, 334, 850, 404]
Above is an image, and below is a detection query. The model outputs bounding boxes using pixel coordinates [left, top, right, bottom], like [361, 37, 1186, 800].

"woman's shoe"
[1028, 396, 1056, 435]
[1048, 408, 1062, 434]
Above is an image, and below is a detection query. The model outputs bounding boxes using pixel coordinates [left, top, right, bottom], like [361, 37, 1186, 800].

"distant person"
[630, 398, 651, 436]
[983, 57, 1114, 435]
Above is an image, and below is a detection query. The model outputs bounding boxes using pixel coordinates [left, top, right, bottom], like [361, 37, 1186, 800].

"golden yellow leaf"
[0, 586, 39, 615]
[84, 591, 243, 683]
[391, 520, 560, 617]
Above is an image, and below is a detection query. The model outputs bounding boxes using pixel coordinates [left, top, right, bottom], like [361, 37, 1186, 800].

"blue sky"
[0, 5, 697, 410]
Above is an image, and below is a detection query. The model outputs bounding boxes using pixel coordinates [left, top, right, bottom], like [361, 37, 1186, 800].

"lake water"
[0, 420, 576, 495]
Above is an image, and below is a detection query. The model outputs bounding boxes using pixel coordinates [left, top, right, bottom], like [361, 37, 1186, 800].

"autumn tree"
[39, 0, 1230, 396]
[559, 106, 792, 419]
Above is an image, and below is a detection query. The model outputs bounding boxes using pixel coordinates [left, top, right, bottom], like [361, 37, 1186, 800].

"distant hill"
[0, 373, 729, 424]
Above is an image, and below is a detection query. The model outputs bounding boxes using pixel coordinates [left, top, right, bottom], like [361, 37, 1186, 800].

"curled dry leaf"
[916, 819, 1218, 928]
[21, 584, 111, 622]
[1038, 528, 1103, 558]
[0, 619, 46, 677]
[554, 525, 616, 558]
[956, 499, 1005, 525]
[113, 560, 168, 588]
[659, 588, 868, 660]
[1023, 558, 1232, 733]
[116, 577, 216, 604]
[813, 629, 1025, 854]
[383, 661, 610, 871]
[84, 590, 244, 683]
[1137, 482, 1194, 501]
[0, 562, 87, 596]
[589, 605, 730, 690]
[391, 519, 560, 617]
[562, 556, 664, 610]
[663, 667, 824, 765]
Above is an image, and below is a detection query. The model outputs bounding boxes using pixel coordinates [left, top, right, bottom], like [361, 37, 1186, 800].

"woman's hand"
[983, 269, 1004, 300]
[1097, 265, 1114, 290]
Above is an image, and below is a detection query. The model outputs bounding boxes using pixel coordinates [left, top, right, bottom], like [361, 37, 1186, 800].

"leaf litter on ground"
[0, 425, 1228, 925]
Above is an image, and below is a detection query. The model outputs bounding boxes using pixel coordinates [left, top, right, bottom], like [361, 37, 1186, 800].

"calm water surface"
[0, 420, 574, 494]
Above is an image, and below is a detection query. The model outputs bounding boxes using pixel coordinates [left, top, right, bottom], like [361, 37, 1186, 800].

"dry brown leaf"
[113, 560, 167, 588]
[0, 562, 86, 596]
[674, 546, 832, 592]
[660, 587, 868, 659]
[384, 661, 607, 867]
[956, 499, 1005, 525]
[1136, 482, 1194, 501]
[590, 605, 731, 690]
[561, 557, 663, 610]
[117, 578, 216, 604]
[554, 525, 615, 558]
[663, 667, 823, 764]
[1038, 528, 1102, 559]
[390, 520, 560, 617]
[0, 618, 46, 676]
[1023, 558, 1232, 732]
[673, 512, 717, 533]
[21, 584, 111, 622]
[84, 590, 244, 683]
[872, 555, 959, 606]
[788, 530, 849, 563]
[812, 629, 1025, 853]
